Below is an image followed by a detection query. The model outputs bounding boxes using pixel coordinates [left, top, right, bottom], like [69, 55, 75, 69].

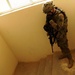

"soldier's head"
[42, 1, 55, 14]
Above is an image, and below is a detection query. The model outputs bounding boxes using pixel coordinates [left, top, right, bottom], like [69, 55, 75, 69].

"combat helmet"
[43, 1, 54, 14]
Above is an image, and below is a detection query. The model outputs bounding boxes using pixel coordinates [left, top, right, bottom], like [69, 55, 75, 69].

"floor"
[13, 50, 75, 75]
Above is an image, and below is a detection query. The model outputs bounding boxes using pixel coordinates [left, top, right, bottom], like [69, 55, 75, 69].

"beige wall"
[0, 35, 18, 75]
[0, 0, 75, 62]
[0, 4, 51, 62]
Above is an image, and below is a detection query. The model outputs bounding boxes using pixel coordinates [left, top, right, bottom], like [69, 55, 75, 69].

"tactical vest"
[55, 7, 68, 23]
[55, 7, 68, 33]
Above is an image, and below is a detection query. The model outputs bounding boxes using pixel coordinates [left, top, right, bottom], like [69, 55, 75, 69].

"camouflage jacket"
[45, 8, 68, 39]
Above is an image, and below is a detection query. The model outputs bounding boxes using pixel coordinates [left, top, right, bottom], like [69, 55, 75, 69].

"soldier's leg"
[60, 46, 74, 68]
[57, 38, 74, 68]
[59, 45, 72, 59]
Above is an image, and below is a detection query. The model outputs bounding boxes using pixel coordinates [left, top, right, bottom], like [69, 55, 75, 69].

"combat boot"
[68, 58, 74, 68]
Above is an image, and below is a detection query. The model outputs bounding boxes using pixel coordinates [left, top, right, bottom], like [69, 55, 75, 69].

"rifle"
[43, 14, 58, 53]
[44, 23, 58, 53]
[49, 36, 55, 53]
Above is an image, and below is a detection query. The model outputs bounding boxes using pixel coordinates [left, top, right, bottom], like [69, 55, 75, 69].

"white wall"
[0, 35, 18, 75]
[0, 0, 75, 62]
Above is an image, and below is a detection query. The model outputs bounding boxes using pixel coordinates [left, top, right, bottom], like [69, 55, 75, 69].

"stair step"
[44, 55, 53, 75]
[14, 50, 75, 75]
[37, 57, 46, 75]
[14, 62, 39, 75]
[52, 52, 74, 75]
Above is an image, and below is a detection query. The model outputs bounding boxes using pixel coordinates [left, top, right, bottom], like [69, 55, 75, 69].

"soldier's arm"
[49, 13, 64, 31]
[49, 13, 66, 38]
[57, 13, 65, 30]
[49, 20, 57, 30]
[56, 13, 67, 38]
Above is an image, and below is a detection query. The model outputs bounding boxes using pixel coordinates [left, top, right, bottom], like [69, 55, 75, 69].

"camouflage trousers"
[56, 35, 72, 59]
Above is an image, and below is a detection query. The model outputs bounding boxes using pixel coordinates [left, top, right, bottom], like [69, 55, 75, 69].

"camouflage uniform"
[43, 1, 74, 68]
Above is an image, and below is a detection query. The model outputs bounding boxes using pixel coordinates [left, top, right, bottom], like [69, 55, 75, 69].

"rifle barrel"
[51, 44, 54, 53]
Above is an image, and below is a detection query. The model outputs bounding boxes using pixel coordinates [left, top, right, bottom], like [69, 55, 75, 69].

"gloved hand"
[49, 20, 57, 30]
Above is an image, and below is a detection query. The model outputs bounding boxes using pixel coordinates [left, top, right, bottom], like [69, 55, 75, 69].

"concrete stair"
[14, 50, 75, 75]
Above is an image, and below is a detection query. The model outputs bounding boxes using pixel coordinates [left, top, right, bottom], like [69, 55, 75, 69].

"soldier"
[42, 1, 74, 68]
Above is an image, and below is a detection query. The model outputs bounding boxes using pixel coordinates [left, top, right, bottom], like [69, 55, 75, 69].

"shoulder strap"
[55, 7, 68, 22]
